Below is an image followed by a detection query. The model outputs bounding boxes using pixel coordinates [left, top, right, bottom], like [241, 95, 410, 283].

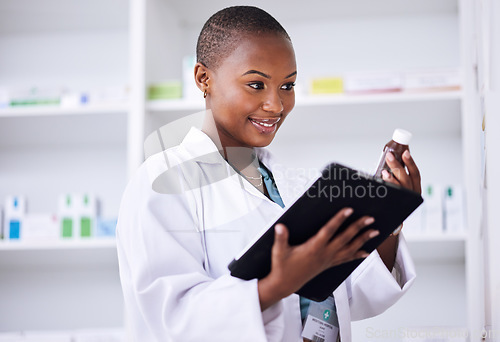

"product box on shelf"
[58, 193, 99, 239]
[3, 196, 26, 240]
[422, 184, 444, 235]
[23, 213, 59, 241]
[343, 72, 403, 94]
[87, 86, 129, 105]
[148, 81, 182, 100]
[58, 194, 75, 239]
[443, 184, 465, 233]
[0, 88, 8, 108]
[309, 77, 344, 95]
[8, 87, 62, 106]
[402, 69, 461, 92]
[60, 91, 89, 108]
[401, 184, 466, 237]
[95, 218, 118, 237]
[78, 194, 98, 238]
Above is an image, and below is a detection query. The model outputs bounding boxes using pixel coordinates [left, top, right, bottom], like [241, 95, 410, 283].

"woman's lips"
[248, 117, 281, 134]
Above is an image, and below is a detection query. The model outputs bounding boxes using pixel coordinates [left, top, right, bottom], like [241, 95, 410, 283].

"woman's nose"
[262, 91, 284, 114]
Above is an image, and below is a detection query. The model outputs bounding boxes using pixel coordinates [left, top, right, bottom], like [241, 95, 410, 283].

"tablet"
[228, 162, 423, 302]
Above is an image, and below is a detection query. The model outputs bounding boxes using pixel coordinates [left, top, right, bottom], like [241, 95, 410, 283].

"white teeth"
[250, 117, 280, 127]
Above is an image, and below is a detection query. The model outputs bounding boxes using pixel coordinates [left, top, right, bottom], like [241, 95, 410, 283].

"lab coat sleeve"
[348, 233, 416, 320]
[116, 167, 270, 341]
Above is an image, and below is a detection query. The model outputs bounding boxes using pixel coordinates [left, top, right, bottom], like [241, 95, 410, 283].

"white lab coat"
[116, 127, 416, 342]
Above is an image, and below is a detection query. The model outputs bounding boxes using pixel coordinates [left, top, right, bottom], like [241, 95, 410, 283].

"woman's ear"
[194, 62, 211, 95]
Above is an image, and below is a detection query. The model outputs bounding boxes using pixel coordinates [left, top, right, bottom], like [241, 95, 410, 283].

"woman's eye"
[248, 82, 264, 90]
[281, 82, 296, 91]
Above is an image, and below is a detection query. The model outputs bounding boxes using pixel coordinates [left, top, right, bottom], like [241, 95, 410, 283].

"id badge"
[301, 295, 339, 342]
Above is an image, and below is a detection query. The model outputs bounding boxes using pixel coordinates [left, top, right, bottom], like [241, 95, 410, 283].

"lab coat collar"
[180, 127, 225, 165]
[180, 127, 294, 207]
[180, 127, 278, 169]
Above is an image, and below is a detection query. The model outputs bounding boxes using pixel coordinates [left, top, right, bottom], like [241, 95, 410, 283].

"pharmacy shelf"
[405, 233, 467, 242]
[0, 328, 126, 342]
[295, 90, 462, 106]
[0, 104, 129, 118]
[147, 90, 462, 113]
[406, 234, 466, 262]
[0, 239, 117, 268]
[0, 238, 116, 251]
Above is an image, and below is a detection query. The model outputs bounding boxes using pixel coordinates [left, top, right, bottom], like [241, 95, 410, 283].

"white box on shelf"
[443, 184, 465, 234]
[343, 72, 402, 94]
[422, 184, 444, 235]
[0, 88, 8, 108]
[88, 86, 128, 105]
[22, 213, 59, 241]
[3, 196, 26, 240]
[403, 68, 461, 92]
[60, 90, 89, 108]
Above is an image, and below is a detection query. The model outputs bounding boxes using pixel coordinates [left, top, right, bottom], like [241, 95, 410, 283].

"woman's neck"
[202, 125, 269, 196]
[201, 114, 258, 173]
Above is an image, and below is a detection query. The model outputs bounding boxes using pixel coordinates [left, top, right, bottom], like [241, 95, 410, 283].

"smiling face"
[198, 33, 297, 149]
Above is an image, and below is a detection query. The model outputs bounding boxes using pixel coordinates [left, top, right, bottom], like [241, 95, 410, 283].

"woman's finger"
[382, 169, 401, 185]
[402, 150, 422, 194]
[313, 207, 354, 245]
[385, 152, 412, 189]
[327, 227, 378, 266]
[345, 228, 379, 254]
[329, 215, 375, 248]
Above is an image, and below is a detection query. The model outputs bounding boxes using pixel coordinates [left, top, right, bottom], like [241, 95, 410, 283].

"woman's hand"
[377, 150, 422, 270]
[382, 150, 422, 194]
[258, 207, 378, 310]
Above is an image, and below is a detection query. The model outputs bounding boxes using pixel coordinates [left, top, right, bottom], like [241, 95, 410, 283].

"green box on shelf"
[148, 81, 182, 100]
[62, 218, 73, 238]
[80, 217, 92, 238]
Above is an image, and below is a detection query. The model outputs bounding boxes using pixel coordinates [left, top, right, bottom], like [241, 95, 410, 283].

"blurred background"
[0, 0, 499, 341]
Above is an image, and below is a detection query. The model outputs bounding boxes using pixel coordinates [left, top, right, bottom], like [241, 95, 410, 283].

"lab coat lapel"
[334, 283, 351, 342]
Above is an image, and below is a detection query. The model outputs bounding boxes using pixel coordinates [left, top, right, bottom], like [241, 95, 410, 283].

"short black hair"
[196, 6, 291, 70]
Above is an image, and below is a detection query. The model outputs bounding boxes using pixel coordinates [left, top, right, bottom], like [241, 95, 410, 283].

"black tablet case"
[228, 163, 423, 302]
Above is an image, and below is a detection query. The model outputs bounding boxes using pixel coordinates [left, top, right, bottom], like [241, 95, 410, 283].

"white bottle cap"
[392, 128, 412, 145]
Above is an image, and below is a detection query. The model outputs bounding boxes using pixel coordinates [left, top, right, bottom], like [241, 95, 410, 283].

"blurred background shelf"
[0, 238, 116, 251]
[0, 104, 129, 118]
[147, 90, 462, 113]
